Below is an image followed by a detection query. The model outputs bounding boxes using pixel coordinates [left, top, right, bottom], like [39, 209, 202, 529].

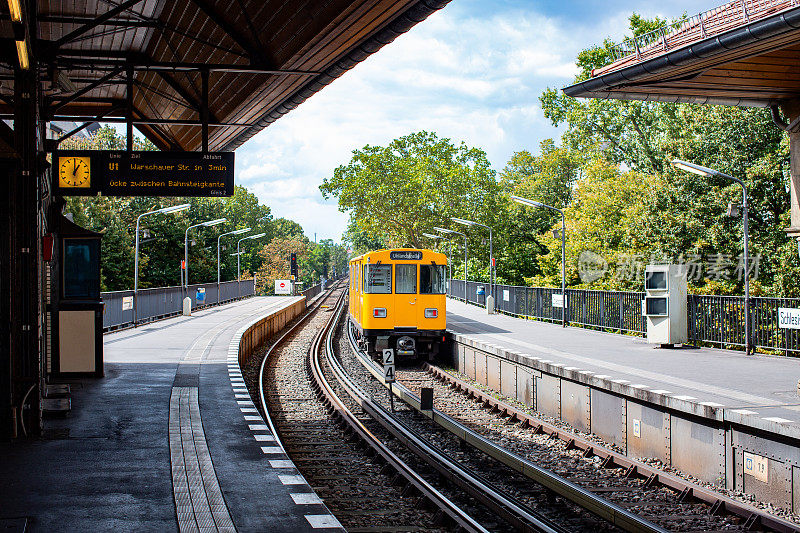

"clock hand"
[73, 161, 77, 176]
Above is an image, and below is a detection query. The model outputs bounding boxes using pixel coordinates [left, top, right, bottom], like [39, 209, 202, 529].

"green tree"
[320, 131, 502, 249]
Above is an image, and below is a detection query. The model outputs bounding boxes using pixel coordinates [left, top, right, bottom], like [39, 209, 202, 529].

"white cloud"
[234, 1, 714, 243]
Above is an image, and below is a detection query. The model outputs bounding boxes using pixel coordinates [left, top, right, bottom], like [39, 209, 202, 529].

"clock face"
[58, 156, 91, 188]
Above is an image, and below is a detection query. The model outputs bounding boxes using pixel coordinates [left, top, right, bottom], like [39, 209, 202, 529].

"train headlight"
[424, 308, 438, 318]
[373, 308, 387, 318]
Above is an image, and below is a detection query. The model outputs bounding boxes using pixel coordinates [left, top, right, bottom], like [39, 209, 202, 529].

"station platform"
[447, 298, 800, 439]
[0, 296, 342, 532]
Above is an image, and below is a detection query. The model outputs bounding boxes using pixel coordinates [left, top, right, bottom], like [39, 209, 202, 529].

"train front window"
[420, 265, 446, 294]
[395, 264, 417, 294]
[364, 264, 392, 294]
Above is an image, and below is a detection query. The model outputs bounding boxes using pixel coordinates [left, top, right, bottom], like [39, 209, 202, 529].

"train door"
[394, 263, 418, 328]
[420, 263, 447, 326]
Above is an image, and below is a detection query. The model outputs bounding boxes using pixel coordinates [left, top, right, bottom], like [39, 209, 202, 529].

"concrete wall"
[449, 333, 800, 511]
[238, 298, 306, 367]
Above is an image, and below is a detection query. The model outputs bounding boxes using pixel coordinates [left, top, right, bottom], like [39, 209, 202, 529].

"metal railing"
[449, 279, 800, 355]
[101, 278, 256, 331]
[605, 0, 797, 67]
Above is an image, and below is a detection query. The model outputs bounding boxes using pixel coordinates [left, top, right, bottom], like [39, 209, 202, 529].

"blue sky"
[234, 0, 720, 243]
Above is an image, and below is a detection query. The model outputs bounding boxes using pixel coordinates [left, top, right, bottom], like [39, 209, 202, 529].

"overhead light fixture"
[202, 217, 226, 227]
[433, 226, 453, 234]
[422, 233, 442, 239]
[670, 159, 720, 178]
[230, 227, 251, 236]
[15, 39, 28, 70]
[160, 203, 190, 214]
[451, 217, 477, 227]
[510, 195, 545, 208]
[7, 0, 21, 22]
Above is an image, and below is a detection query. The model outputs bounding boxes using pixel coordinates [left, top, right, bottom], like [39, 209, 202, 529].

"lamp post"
[452, 217, 494, 310]
[236, 232, 266, 298]
[134, 203, 190, 325]
[511, 195, 567, 328]
[218, 227, 251, 299]
[184, 217, 226, 294]
[435, 226, 467, 299]
[672, 159, 752, 354]
[423, 232, 452, 286]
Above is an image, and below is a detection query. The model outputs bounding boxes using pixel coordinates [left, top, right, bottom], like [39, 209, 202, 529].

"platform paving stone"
[0, 297, 342, 532]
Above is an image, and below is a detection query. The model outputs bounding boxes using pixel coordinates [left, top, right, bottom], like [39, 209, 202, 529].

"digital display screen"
[646, 271, 667, 290]
[390, 251, 423, 260]
[646, 297, 668, 316]
[53, 150, 234, 197]
[63, 238, 100, 300]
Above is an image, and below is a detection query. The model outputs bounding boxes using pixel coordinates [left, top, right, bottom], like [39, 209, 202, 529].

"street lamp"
[218, 227, 251, 288]
[672, 159, 752, 354]
[184, 217, 226, 292]
[134, 203, 190, 325]
[423, 232, 452, 283]
[452, 217, 494, 310]
[237, 232, 266, 281]
[511, 195, 567, 328]
[435, 226, 467, 299]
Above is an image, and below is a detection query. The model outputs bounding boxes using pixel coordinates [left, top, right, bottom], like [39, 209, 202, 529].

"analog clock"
[58, 156, 91, 188]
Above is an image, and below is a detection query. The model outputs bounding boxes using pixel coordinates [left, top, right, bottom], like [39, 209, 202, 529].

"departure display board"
[53, 151, 234, 197]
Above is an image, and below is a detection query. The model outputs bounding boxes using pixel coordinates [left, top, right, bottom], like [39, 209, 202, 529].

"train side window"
[395, 264, 417, 294]
[420, 265, 447, 294]
[364, 264, 391, 294]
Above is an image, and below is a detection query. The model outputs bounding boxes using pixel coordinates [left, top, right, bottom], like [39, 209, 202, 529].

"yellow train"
[348, 248, 447, 359]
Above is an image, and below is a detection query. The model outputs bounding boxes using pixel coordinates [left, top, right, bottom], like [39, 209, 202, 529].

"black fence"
[448, 279, 800, 355]
[102, 279, 256, 331]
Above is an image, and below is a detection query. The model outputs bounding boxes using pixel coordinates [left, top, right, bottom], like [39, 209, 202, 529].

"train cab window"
[395, 264, 417, 294]
[420, 265, 447, 294]
[364, 264, 392, 294]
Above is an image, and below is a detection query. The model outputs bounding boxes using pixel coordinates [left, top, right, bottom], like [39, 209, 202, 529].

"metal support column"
[126, 66, 133, 151]
[201, 69, 209, 153]
[6, 0, 43, 439]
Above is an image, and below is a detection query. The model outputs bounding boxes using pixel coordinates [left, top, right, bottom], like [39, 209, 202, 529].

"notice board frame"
[52, 150, 235, 197]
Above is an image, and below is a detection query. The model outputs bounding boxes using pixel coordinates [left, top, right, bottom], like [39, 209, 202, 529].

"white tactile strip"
[227, 300, 343, 531]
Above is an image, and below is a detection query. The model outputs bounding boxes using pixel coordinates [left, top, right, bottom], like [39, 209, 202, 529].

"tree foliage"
[321, 131, 502, 249]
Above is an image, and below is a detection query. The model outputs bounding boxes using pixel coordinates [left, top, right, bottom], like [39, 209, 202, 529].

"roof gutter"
[563, 7, 800, 107]
[223, 0, 451, 152]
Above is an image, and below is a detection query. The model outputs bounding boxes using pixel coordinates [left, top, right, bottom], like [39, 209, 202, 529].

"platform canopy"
[0, 0, 449, 151]
[564, 1, 800, 107]
[563, 0, 800, 238]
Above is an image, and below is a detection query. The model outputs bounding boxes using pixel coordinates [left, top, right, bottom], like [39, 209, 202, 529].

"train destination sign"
[53, 151, 234, 197]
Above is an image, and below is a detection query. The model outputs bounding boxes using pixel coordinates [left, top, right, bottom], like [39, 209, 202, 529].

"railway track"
[347, 340, 800, 532]
[251, 284, 479, 532]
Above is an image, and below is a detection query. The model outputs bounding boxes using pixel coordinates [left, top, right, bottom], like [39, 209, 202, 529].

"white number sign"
[744, 452, 769, 483]
[382, 348, 395, 383]
[122, 296, 133, 311]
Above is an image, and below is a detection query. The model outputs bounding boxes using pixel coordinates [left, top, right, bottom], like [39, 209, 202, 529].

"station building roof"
[563, 1, 800, 108]
[1, 0, 450, 151]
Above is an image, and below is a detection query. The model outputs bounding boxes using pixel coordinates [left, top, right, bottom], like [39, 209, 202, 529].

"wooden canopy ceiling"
[564, 3, 800, 108]
[1, 0, 450, 151]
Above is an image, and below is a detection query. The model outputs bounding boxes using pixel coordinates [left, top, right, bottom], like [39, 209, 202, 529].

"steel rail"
[257, 281, 343, 450]
[338, 322, 576, 533]
[347, 321, 668, 533]
[309, 291, 490, 533]
[424, 363, 800, 533]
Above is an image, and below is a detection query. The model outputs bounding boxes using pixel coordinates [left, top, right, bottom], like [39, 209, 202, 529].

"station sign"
[274, 279, 292, 295]
[52, 150, 234, 197]
[778, 308, 800, 330]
